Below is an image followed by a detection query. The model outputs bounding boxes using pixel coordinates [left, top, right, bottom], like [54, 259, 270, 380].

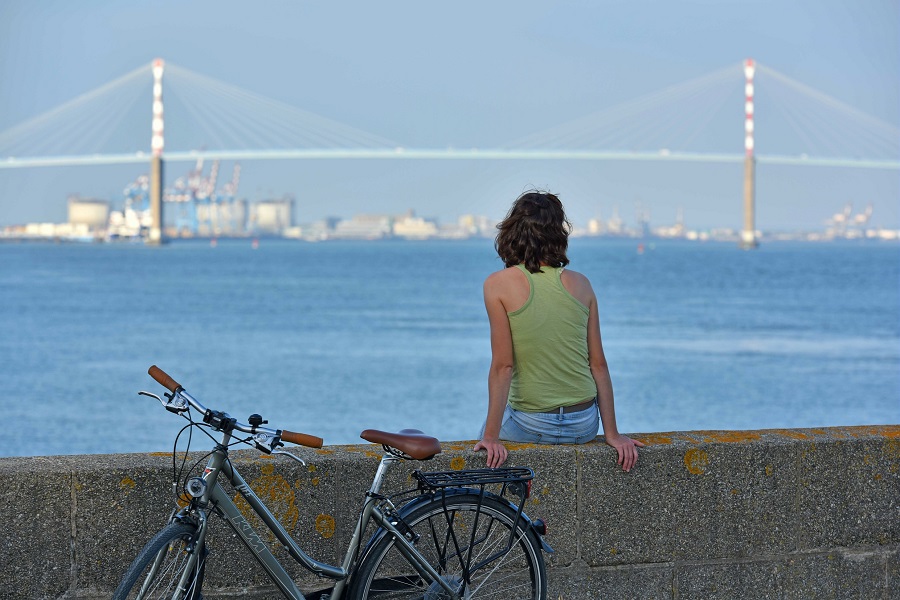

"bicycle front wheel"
[113, 522, 206, 600]
[351, 493, 547, 599]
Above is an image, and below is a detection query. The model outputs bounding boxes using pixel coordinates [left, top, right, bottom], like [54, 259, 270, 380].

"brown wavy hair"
[495, 191, 571, 273]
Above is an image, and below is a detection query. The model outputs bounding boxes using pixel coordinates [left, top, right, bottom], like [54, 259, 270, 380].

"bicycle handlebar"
[146, 365, 323, 449]
[281, 430, 324, 448]
[149, 365, 182, 392]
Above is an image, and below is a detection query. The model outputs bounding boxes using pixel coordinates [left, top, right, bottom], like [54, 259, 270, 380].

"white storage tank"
[253, 197, 294, 234]
[68, 197, 110, 230]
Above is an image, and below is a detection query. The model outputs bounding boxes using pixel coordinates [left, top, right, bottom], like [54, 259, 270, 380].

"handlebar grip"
[148, 365, 182, 392]
[280, 430, 324, 448]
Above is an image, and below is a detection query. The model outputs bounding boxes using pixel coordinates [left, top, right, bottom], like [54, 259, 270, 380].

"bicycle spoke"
[115, 523, 205, 600]
[351, 495, 545, 599]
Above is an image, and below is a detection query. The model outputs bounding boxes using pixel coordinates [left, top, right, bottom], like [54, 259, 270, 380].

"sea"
[1, 238, 897, 458]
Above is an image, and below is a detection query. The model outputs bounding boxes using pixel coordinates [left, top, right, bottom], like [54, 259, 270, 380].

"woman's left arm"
[474, 273, 513, 468]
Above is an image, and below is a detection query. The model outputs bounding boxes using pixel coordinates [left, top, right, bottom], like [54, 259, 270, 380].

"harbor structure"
[67, 197, 109, 231]
[252, 197, 295, 235]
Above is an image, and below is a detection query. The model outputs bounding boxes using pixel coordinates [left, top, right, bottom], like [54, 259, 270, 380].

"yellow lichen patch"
[315, 449, 335, 455]
[874, 474, 883, 481]
[772, 430, 810, 440]
[311, 477, 320, 486]
[233, 470, 300, 536]
[863, 455, 873, 466]
[148, 452, 170, 457]
[120, 477, 136, 491]
[315, 514, 336, 539]
[731, 489, 739, 495]
[504, 442, 539, 451]
[308, 465, 317, 472]
[701, 432, 761, 444]
[846, 425, 900, 440]
[364, 450, 381, 459]
[257, 454, 274, 461]
[609, 547, 618, 556]
[765, 465, 774, 477]
[261, 463, 275, 475]
[450, 457, 466, 471]
[634, 433, 672, 445]
[683, 449, 709, 475]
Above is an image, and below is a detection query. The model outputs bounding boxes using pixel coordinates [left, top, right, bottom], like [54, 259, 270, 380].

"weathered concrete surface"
[0, 425, 897, 599]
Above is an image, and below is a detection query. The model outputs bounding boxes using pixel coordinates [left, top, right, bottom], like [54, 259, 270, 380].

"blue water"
[1, 238, 897, 457]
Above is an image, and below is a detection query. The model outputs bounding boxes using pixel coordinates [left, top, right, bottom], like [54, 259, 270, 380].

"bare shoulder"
[485, 267, 530, 311]
[485, 266, 526, 290]
[560, 268, 596, 306]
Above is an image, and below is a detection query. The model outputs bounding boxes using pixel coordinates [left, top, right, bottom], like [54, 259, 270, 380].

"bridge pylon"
[740, 58, 759, 249]
[148, 58, 165, 245]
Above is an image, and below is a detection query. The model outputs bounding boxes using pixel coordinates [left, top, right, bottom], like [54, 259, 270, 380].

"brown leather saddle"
[360, 428, 441, 460]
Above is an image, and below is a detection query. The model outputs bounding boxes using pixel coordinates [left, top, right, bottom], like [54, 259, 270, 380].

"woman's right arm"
[582, 276, 644, 472]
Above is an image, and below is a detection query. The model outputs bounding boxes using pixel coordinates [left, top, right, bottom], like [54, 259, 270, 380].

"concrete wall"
[1, 425, 897, 599]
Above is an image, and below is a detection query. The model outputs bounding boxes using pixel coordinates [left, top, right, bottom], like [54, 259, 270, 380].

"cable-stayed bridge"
[0, 58, 897, 245]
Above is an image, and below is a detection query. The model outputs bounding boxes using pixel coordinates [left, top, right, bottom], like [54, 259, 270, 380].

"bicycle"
[114, 366, 552, 599]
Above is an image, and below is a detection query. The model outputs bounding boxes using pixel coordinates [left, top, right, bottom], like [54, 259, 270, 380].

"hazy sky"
[1, 0, 898, 230]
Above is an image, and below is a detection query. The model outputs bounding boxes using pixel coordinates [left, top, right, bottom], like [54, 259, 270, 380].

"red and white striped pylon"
[744, 58, 755, 157]
[151, 59, 165, 157]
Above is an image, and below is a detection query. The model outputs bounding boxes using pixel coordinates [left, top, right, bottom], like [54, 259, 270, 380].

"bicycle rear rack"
[411, 467, 537, 585]
[413, 467, 533, 489]
[413, 467, 535, 508]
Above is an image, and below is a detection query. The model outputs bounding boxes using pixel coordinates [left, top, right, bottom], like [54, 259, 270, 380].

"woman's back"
[505, 265, 596, 412]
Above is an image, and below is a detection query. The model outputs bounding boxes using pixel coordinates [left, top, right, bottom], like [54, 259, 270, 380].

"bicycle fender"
[362, 488, 553, 558]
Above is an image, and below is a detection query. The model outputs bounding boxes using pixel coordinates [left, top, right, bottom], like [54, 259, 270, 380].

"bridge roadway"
[1, 148, 899, 170]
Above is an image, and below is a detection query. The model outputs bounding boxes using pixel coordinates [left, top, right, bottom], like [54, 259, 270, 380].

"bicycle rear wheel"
[113, 522, 206, 600]
[350, 493, 546, 599]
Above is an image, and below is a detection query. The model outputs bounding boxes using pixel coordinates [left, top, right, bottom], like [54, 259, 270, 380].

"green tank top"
[507, 265, 597, 412]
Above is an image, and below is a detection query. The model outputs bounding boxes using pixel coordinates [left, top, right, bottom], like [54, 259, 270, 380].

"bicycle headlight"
[185, 477, 207, 499]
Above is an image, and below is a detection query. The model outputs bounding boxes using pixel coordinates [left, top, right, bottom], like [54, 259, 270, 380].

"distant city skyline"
[1, 1, 897, 230]
[6, 189, 893, 246]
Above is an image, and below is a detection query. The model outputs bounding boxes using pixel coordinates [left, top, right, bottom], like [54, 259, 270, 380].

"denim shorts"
[480, 402, 600, 445]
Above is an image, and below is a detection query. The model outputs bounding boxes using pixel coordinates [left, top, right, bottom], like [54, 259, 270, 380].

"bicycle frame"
[181, 431, 460, 600]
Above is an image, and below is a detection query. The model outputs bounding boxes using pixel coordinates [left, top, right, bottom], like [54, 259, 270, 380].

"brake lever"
[272, 449, 307, 466]
[139, 390, 164, 404]
[139, 390, 189, 413]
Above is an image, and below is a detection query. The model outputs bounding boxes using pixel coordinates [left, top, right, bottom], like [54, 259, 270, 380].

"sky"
[0, 0, 898, 231]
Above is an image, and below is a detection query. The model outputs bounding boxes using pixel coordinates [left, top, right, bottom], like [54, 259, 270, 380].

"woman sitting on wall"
[474, 190, 643, 470]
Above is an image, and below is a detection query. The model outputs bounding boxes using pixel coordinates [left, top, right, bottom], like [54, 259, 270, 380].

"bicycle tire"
[350, 493, 547, 599]
[113, 522, 206, 600]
